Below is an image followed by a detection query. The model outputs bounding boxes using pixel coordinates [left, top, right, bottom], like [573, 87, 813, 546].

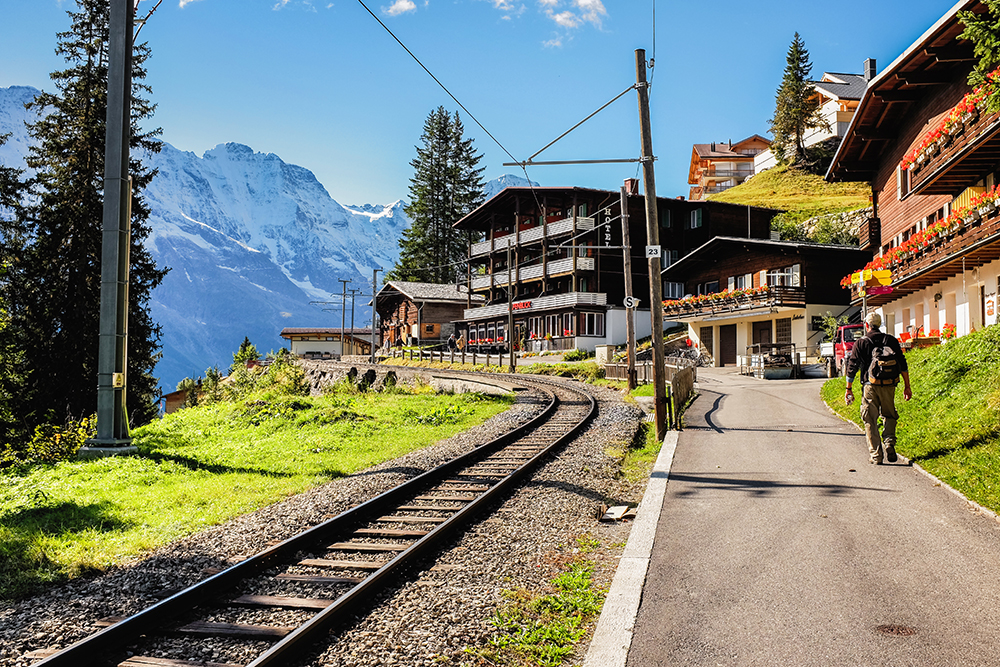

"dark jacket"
[845, 328, 908, 385]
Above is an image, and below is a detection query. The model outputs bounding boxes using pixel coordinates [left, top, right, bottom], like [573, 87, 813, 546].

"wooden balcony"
[857, 204, 1000, 308]
[464, 291, 607, 320]
[470, 216, 595, 257]
[470, 257, 595, 290]
[663, 286, 807, 322]
[907, 108, 1000, 197]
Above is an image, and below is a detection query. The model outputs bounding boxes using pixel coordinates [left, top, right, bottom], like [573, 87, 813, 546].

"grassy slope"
[708, 164, 871, 221]
[0, 389, 514, 599]
[821, 326, 1000, 510]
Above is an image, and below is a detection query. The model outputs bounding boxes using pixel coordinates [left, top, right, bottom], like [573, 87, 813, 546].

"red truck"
[819, 324, 864, 378]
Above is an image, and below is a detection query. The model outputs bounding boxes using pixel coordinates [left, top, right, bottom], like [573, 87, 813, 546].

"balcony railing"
[470, 216, 595, 257]
[861, 202, 1000, 306]
[470, 256, 595, 290]
[663, 286, 806, 321]
[907, 107, 1000, 197]
[700, 169, 753, 181]
[464, 291, 607, 320]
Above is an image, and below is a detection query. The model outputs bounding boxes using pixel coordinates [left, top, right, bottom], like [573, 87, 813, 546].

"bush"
[0, 416, 96, 468]
[562, 348, 591, 362]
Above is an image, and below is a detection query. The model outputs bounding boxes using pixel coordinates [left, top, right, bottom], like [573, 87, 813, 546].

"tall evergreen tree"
[389, 107, 485, 284]
[7, 0, 166, 438]
[960, 0, 1000, 113]
[0, 133, 29, 444]
[769, 33, 828, 168]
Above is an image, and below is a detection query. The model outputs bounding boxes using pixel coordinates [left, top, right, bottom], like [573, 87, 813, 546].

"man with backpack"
[844, 311, 913, 464]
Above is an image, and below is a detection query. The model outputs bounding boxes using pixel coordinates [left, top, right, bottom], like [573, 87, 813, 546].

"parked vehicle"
[819, 324, 864, 378]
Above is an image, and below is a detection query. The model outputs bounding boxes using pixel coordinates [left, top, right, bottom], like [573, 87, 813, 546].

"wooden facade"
[688, 135, 771, 201]
[827, 0, 1000, 339]
[374, 282, 480, 347]
[454, 186, 779, 352]
[661, 238, 869, 364]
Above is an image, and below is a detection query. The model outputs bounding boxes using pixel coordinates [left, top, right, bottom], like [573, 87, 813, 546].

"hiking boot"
[869, 456, 882, 465]
[885, 444, 897, 463]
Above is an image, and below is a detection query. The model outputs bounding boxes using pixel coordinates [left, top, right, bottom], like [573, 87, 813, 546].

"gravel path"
[0, 378, 646, 667]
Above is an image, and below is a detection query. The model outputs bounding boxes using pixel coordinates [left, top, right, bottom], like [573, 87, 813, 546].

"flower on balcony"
[901, 65, 1000, 171]
[942, 323, 957, 340]
[563, 329, 572, 337]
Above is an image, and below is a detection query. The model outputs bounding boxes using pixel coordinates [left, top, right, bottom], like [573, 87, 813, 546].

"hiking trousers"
[860, 382, 899, 462]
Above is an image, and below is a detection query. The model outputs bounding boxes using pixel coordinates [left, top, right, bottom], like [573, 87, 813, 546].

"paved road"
[627, 368, 1000, 667]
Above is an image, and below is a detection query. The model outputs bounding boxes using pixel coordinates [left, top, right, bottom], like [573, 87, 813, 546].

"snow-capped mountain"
[0, 84, 537, 394]
[483, 173, 539, 200]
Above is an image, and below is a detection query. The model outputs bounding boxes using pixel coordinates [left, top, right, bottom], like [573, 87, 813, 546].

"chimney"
[711, 142, 716, 151]
[864, 58, 876, 82]
[624, 178, 639, 195]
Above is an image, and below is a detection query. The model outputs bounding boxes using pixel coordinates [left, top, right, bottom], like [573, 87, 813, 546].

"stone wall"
[296, 359, 517, 397]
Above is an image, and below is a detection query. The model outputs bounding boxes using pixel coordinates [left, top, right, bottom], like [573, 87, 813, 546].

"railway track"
[29, 373, 596, 667]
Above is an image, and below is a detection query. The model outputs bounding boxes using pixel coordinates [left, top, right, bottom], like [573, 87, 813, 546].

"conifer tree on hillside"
[960, 0, 1000, 113]
[5, 0, 166, 440]
[769, 33, 829, 168]
[389, 106, 485, 284]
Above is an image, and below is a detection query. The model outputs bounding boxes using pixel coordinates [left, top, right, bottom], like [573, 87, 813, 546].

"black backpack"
[868, 333, 902, 385]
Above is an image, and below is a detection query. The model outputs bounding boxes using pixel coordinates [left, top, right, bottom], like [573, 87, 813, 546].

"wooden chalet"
[688, 135, 771, 201]
[279, 327, 372, 358]
[453, 184, 780, 352]
[661, 237, 870, 366]
[827, 0, 1000, 340]
[374, 281, 482, 346]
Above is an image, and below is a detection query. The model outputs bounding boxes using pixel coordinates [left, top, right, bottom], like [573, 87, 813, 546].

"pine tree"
[960, 0, 1000, 113]
[8, 0, 166, 437]
[389, 107, 485, 284]
[769, 33, 829, 168]
[0, 133, 29, 445]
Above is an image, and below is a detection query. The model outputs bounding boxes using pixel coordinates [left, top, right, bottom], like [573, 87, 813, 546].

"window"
[546, 314, 559, 337]
[425, 324, 434, 334]
[733, 274, 751, 289]
[562, 313, 574, 337]
[690, 209, 703, 229]
[896, 165, 910, 200]
[776, 318, 791, 343]
[497, 324, 505, 341]
[580, 312, 605, 336]
[487, 324, 496, 341]
[663, 281, 685, 299]
[660, 209, 671, 228]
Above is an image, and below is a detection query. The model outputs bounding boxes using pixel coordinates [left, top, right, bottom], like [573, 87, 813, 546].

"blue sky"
[1, 0, 957, 206]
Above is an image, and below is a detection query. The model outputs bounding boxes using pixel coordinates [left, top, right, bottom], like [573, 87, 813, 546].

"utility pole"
[507, 239, 515, 373]
[620, 184, 637, 390]
[84, 0, 134, 455]
[636, 48, 667, 439]
[370, 268, 380, 363]
[348, 288, 361, 355]
[338, 278, 350, 356]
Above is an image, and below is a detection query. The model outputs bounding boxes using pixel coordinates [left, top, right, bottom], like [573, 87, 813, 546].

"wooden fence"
[604, 359, 697, 430]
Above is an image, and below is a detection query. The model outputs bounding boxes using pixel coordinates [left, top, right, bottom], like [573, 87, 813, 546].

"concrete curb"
[582, 430, 679, 667]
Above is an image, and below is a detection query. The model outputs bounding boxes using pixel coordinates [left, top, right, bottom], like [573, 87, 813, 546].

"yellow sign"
[851, 269, 892, 287]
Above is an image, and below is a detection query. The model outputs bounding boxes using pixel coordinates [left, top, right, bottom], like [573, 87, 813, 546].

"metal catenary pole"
[635, 48, 667, 439]
[370, 268, 380, 363]
[620, 183, 637, 390]
[338, 278, 350, 355]
[87, 0, 134, 451]
[508, 239, 515, 373]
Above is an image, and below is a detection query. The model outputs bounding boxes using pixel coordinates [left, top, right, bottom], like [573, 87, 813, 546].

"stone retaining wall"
[297, 360, 517, 397]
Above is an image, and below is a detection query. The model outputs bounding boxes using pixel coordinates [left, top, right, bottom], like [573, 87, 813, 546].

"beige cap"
[865, 311, 882, 328]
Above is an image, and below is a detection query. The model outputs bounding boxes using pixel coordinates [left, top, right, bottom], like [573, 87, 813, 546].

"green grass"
[472, 559, 606, 666]
[821, 326, 1000, 510]
[0, 388, 513, 600]
[708, 164, 871, 219]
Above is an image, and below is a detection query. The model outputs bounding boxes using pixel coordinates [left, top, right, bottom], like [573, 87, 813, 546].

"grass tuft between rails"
[0, 387, 514, 600]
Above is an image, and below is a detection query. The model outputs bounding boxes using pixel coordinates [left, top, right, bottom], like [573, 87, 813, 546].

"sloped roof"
[378, 281, 484, 303]
[661, 236, 869, 280]
[280, 327, 372, 337]
[692, 134, 770, 159]
[813, 72, 868, 101]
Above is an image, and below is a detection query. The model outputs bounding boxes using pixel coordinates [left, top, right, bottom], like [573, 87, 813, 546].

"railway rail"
[28, 373, 597, 667]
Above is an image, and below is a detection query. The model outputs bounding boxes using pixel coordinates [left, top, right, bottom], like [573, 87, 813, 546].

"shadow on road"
[667, 472, 897, 497]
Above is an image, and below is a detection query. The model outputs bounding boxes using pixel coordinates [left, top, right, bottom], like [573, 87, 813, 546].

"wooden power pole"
[620, 184, 637, 390]
[635, 49, 667, 439]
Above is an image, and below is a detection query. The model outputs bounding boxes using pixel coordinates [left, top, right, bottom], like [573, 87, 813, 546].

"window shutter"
[791, 264, 801, 287]
[759, 270, 767, 287]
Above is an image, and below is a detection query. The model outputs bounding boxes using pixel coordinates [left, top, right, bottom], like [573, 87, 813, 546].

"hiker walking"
[448, 333, 457, 352]
[844, 311, 913, 464]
